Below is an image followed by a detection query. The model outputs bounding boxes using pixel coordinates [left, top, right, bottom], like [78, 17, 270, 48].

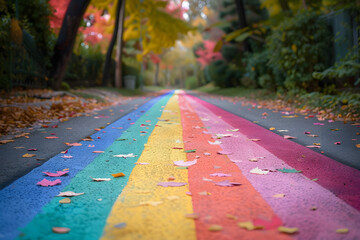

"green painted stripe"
[17, 93, 173, 240]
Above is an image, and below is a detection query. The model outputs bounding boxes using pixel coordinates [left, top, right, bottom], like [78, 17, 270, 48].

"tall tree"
[50, 0, 91, 90]
[102, 0, 122, 86]
[115, 0, 126, 88]
[234, 0, 251, 52]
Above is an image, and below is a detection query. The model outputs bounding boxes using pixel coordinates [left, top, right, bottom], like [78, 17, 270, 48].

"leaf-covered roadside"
[196, 88, 360, 122]
[0, 89, 135, 140]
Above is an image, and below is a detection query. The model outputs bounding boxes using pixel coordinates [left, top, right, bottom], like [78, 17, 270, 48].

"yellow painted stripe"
[101, 93, 196, 240]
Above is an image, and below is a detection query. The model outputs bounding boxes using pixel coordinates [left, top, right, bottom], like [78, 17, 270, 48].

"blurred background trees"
[0, 0, 359, 100]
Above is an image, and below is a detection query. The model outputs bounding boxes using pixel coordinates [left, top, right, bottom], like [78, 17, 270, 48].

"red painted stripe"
[179, 94, 291, 240]
[188, 94, 360, 211]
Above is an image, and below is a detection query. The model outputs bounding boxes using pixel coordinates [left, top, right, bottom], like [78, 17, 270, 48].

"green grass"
[70, 91, 105, 102]
[196, 83, 276, 100]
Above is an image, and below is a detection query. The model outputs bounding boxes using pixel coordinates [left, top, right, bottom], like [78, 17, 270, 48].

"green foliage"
[185, 76, 197, 89]
[266, 11, 332, 92]
[5, 0, 55, 67]
[221, 45, 240, 62]
[0, 14, 11, 91]
[61, 81, 71, 91]
[65, 45, 105, 87]
[313, 47, 360, 86]
[204, 60, 242, 88]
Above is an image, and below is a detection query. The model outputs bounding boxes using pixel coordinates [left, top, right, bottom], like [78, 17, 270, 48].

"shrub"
[266, 11, 332, 92]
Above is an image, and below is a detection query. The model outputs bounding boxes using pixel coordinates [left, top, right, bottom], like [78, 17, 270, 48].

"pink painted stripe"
[185, 94, 360, 240]
[187, 94, 360, 211]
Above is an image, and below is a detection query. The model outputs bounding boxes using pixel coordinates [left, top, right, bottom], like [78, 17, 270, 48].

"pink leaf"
[93, 151, 104, 153]
[37, 178, 61, 187]
[283, 135, 296, 139]
[313, 123, 324, 125]
[210, 173, 232, 177]
[215, 180, 241, 187]
[57, 191, 84, 197]
[253, 216, 283, 230]
[27, 148, 37, 151]
[157, 182, 187, 187]
[173, 160, 197, 167]
[334, 142, 341, 145]
[61, 155, 73, 159]
[43, 171, 69, 177]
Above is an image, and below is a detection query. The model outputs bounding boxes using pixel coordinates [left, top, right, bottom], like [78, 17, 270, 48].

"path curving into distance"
[0, 90, 359, 240]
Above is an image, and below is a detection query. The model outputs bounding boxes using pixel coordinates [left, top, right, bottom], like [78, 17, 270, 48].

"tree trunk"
[154, 62, 159, 86]
[234, 0, 251, 52]
[102, 0, 123, 86]
[115, 0, 126, 88]
[302, 0, 307, 10]
[50, 0, 91, 90]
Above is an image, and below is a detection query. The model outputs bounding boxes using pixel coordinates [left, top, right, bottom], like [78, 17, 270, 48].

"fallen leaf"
[173, 160, 197, 167]
[167, 176, 176, 181]
[61, 150, 68, 154]
[112, 172, 125, 178]
[208, 140, 222, 145]
[52, 227, 70, 234]
[250, 167, 269, 175]
[61, 155, 73, 159]
[313, 143, 321, 146]
[92, 177, 111, 182]
[217, 151, 233, 155]
[249, 139, 261, 142]
[167, 196, 179, 200]
[215, 133, 233, 138]
[140, 201, 163, 206]
[334, 142, 341, 145]
[278, 130, 289, 132]
[253, 216, 282, 230]
[198, 191, 211, 196]
[306, 145, 321, 148]
[277, 168, 302, 173]
[27, 148, 37, 151]
[278, 226, 299, 234]
[203, 177, 213, 182]
[92, 150, 104, 153]
[227, 129, 239, 132]
[184, 149, 196, 153]
[356, 144, 360, 148]
[210, 173, 232, 177]
[0, 139, 15, 144]
[113, 153, 137, 158]
[313, 123, 324, 125]
[282, 115, 298, 118]
[45, 136, 58, 139]
[185, 213, 199, 219]
[269, 127, 276, 131]
[65, 142, 82, 146]
[273, 193, 285, 198]
[249, 157, 265, 162]
[238, 221, 264, 230]
[208, 225, 222, 231]
[226, 214, 238, 220]
[283, 135, 296, 139]
[336, 228, 349, 234]
[22, 153, 36, 158]
[204, 152, 211, 156]
[215, 180, 241, 187]
[304, 131, 311, 134]
[307, 134, 319, 137]
[59, 198, 71, 204]
[157, 182, 187, 187]
[114, 223, 127, 229]
[135, 162, 149, 165]
[37, 178, 61, 187]
[172, 147, 183, 149]
[43, 171, 69, 177]
[57, 191, 84, 197]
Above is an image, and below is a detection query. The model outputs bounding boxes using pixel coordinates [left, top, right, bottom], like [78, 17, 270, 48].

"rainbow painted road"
[1, 90, 360, 240]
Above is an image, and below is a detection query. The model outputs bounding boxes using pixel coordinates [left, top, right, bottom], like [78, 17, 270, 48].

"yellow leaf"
[291, 44, 297, 52]
[278, 226, 299, 234]
[238, 221, 263, 230]
[336, 228, 349, 234]
[273, 193, 285, 198]
[59, 198, 71, 204]
[208, 225, 222, 231]
[213, 39, 223, 52]
[111, 172, 125, 178]
[22, 153, 36, 158]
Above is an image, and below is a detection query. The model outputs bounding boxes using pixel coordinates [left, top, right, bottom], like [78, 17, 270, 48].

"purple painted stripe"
[185, 94, 360, 240]
[187, 94, 360, 211]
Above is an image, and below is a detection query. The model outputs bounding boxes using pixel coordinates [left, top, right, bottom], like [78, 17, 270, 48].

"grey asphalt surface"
[0, 97, 152, 190]
[192, 92, 360, 170]
[1, 90, 359, 190]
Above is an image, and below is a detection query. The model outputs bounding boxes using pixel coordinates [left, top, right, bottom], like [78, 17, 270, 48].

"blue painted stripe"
[0, 91, 172, 240]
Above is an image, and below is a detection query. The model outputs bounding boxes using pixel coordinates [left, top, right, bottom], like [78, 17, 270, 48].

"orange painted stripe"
[179, 94, 291, 240]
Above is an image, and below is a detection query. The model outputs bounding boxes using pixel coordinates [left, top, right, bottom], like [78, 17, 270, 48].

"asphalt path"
[0, 96, 153, 190]
[192, 92, 360, 170]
